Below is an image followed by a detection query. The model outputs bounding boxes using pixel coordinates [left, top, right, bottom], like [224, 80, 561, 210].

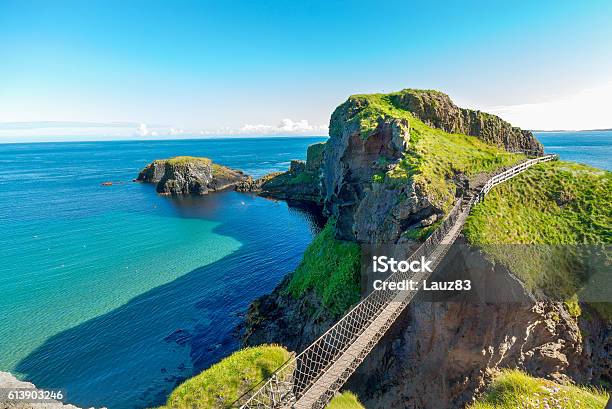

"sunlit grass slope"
[468, 370, 609, 409]
[339, 91, 524, 212]
[326, 391, 366, 409]
[465, 161, 612, 318]
[161, 345, 290, 409]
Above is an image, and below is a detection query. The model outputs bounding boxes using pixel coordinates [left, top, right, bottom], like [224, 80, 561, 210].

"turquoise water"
[0, 137, 326, 408]
[0, 132, 609, 408]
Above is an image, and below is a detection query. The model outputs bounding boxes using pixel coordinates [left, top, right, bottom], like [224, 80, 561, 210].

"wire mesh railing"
[235, 152, 558, 409]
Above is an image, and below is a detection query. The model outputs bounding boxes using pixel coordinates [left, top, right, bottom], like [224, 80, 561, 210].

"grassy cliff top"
[159, 343, 363, 409]
[154, 156, 241, 178]
[465, 161, 611, 317]
[341, 91, 524, 212]
[466, 161, 611, 245]
[164, 156, 212, 166]
[161, 345, 290, 409]
[468, 370, 609, 409]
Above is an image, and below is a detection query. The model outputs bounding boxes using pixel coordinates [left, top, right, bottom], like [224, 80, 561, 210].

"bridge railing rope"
[236, 152, 557, 409]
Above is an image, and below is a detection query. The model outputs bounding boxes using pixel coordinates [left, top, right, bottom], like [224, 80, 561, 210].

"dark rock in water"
[242, 276, 338, 352]
[137, 156, 248, 196]
[163, 328, 192, 346]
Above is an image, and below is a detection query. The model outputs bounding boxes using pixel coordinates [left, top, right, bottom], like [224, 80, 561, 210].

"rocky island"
[151, 89, 610, 409]
[136, 156, 248, 196]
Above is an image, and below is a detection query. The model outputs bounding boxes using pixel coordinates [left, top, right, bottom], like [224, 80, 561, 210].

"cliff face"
[237, 142, 325, 203]
[342, 241, 610, 408]
[241, 89, 609, 408]
[323, 105, 431, 243]
[137, 156, 247, 196]
[387, 90, 542, 154]
[322, 89, 536, 244]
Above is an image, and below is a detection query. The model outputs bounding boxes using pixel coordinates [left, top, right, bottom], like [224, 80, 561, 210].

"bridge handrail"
[236, 152, 557, 408]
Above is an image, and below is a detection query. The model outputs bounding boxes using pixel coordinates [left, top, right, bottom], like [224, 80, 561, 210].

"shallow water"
[0, 137, 326, 408]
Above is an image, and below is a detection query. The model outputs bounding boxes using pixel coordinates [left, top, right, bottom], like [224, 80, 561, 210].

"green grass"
[287, 171, 317, 185]
[285, 220, 361, 316]
[306, 142, 326, 170]
[403, 220, 442, 241]
[336, 91, 524, 213]
[468, 370, 609, 409]
[165, 156, 212, 166]
[326, 392, 365, 409]
[260, 169, 316, 187]
[162, 345, 291, 409]
[465, 161, 611, 318]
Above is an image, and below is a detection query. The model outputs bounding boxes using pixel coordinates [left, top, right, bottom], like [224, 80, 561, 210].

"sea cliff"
[137, 156, 247, 196]
[155, 89, 610, 409]
[236, 142, 325, 203]
[241, 89, 610, 408]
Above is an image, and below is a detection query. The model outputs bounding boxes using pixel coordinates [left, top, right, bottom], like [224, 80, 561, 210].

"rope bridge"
[236, 153, 558, 409]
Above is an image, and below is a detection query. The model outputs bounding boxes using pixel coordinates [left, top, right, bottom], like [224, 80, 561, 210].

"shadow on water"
[15, 191, 324, 409]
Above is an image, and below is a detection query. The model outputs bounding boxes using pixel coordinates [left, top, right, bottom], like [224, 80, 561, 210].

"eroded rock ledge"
[236, 142, 325, 203]
[137, 156, 248, 196]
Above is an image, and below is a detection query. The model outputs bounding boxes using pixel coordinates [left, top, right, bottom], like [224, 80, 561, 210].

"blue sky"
[1, 0, 612, 141]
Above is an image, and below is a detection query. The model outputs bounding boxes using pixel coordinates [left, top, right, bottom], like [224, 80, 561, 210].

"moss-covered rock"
[137, 156, 247, 196]
[324, 89, 528, 243]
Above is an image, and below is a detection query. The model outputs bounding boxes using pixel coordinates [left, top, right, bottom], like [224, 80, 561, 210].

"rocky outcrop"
[242, 275, 338, 353]
[240, 89, 608, 408]
[237, 142, 326, 204]
[324, 108, 436, 243]
[387, 89, 543, 154]
[137, 156, 247, 196]
[322, 89, 543, 244]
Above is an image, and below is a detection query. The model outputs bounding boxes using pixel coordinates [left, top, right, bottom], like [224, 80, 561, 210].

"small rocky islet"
[136, 143, 325, 202]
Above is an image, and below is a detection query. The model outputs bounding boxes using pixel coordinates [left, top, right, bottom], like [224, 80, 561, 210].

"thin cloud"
[240, 118, 327, 135]
[0, 121, 140, 130]
[484, 81, 612, 131]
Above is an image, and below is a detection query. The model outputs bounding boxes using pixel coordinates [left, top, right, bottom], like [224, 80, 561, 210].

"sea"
[0, 131, 610, 409]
